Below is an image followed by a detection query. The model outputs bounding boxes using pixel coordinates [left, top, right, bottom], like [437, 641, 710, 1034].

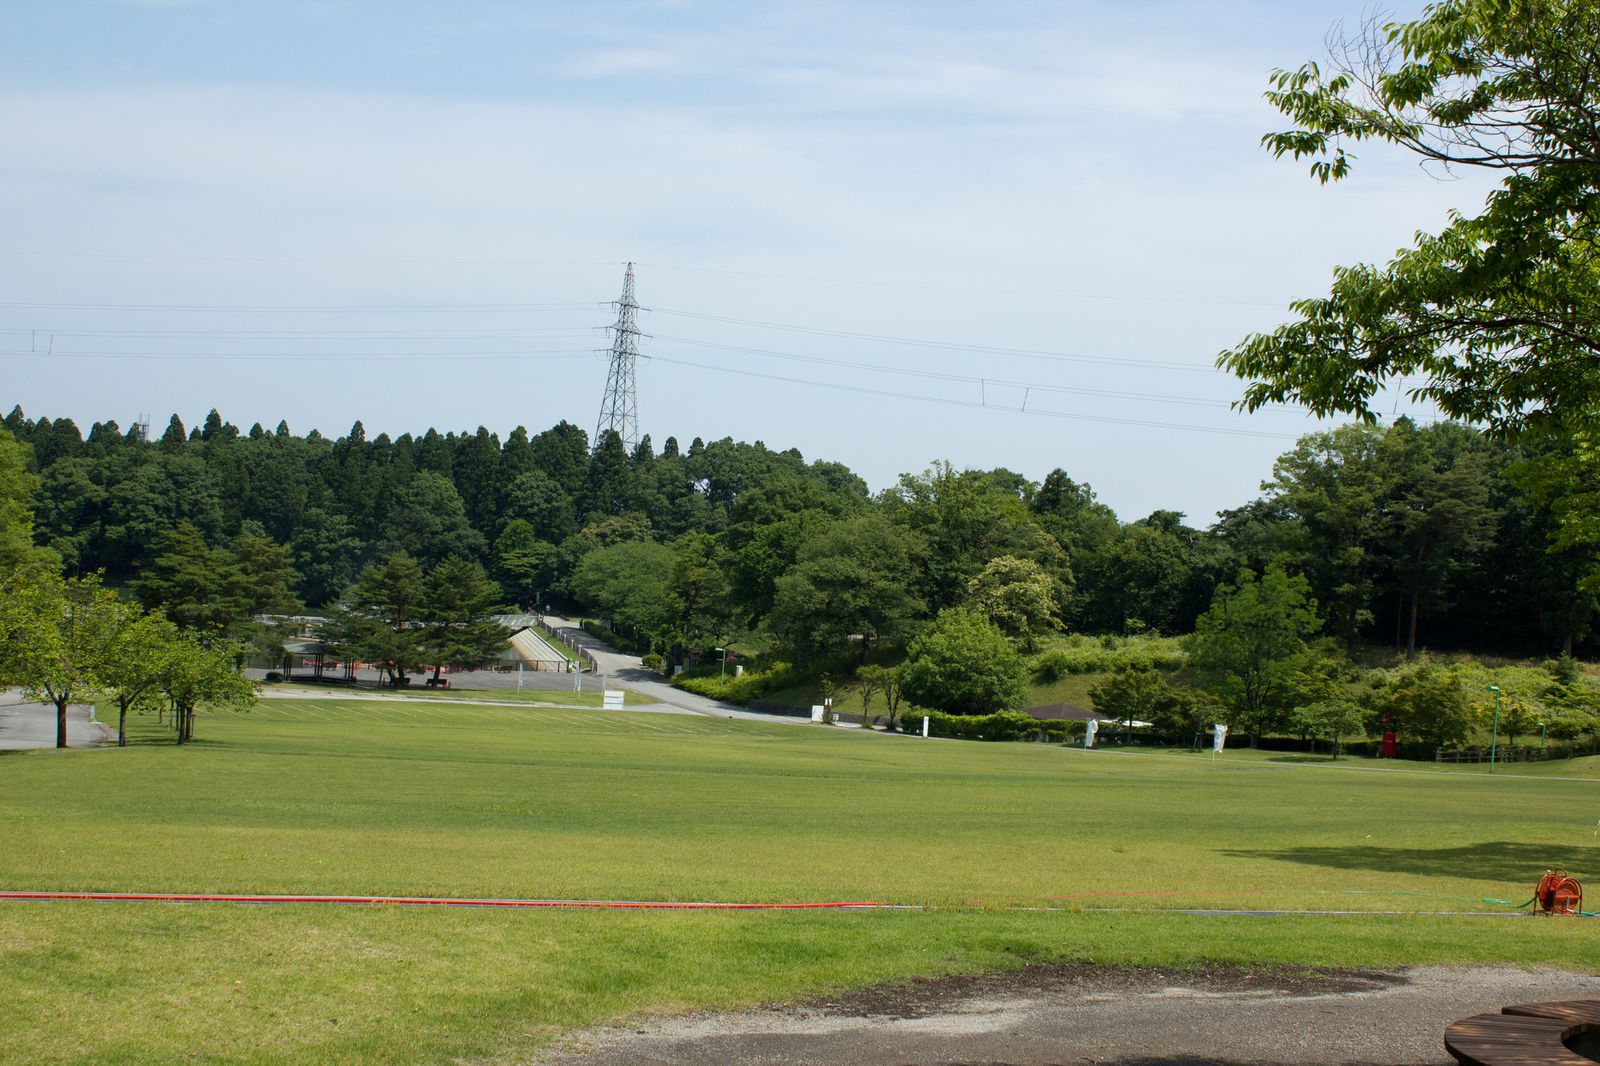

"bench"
[1445, 1000, 1600, 1065]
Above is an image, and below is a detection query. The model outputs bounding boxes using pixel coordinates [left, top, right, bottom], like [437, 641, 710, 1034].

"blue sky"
[0, 1, 1496, 521]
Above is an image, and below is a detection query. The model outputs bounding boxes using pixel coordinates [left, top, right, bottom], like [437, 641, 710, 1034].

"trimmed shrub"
[674, 661, 803, 704]
[899, 709, 1081, 743]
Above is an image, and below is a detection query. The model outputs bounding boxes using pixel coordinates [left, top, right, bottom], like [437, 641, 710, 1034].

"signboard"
[1084, 718, 1098, 748]
[1212, 723, 1228, 753]
[602, 690, 625, 710]
[811, 705, 825, 722]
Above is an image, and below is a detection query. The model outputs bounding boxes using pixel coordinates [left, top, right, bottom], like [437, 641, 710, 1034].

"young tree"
[1294, 698, 1366, 759]
[899, 608, 1030, 715]
[858, 664, 905, 732]
[1374, 662, 1478, 748]
[0, 571, 121, 748]
[329, 552, 428, 686]
[1189, 564, 1320, 745]
[160, 635, 256, 744]
[420, 556, 507, 685]
[1088, 667, 1167, 743]
[102, 607, 182, 747]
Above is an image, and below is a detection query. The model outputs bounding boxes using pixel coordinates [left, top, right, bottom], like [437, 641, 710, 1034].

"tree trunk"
[118, 697, 130, 747]
[53, 693, 68, 749]
[1406, 537, 1427, 659]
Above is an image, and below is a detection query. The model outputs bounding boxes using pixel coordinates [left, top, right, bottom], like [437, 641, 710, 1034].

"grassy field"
[3, 698, 1598, 1064]
[259, 684, 655, 707]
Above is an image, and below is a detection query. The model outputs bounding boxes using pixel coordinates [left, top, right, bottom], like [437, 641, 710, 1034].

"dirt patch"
[537, 963, 1600, 1066]
[801, 962, 1405, 1021]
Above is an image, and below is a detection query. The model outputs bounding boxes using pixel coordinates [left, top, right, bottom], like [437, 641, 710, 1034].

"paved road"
[540, 615, 815, 725]
[0, 691, 107, 750]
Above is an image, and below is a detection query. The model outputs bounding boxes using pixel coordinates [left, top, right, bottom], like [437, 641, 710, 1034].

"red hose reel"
[1534, 869, 1583, 915]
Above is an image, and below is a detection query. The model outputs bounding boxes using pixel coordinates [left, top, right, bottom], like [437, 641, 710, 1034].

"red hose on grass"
[0, 891, 905, 910]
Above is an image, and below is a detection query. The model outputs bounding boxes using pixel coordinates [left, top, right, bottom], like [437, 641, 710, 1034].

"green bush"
[640, 653, 666, 675]
[674, 661, 803, 704]
[900, 709, 1075, 742]
[1030, 635, 1187, 679]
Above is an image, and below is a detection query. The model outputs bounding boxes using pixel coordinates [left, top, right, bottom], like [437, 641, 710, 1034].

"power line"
[0, 348, 598, 362]
[645, 332, 1267, 411]
[645, 306, 1233, 374]
[0, 249, 620, 268]
[0, 249, 1289, 308]
[645, 353, 1304, 440]
[636, 262, 1290, 309]
[0, 326, 601, 340]
[0, 300, 606, 313]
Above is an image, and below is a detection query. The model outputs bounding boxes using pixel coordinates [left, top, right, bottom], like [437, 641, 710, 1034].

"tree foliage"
[899, 608, 1030, 715]
[1189, 565, 1321, 742]
[1222, 0, 1600, 438]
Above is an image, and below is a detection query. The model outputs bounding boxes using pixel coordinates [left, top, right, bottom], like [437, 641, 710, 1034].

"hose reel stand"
[1533, 869, 1583, 915]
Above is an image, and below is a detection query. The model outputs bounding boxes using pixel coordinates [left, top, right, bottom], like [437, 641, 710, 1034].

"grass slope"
[3, 699, 1598, 1064]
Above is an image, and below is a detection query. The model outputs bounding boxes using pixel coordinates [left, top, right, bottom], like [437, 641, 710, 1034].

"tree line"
[3, 404, 1593, 670]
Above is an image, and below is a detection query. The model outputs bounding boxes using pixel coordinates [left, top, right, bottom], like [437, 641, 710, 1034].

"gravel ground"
[536, 962, 1600, 1066]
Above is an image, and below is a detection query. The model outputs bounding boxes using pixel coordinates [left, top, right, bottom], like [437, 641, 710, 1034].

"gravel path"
[537, 962, 1600, 1065]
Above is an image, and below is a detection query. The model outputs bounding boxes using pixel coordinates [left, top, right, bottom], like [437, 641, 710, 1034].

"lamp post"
[715, 646, 728, 678]
[1487, 684, 1501, 773]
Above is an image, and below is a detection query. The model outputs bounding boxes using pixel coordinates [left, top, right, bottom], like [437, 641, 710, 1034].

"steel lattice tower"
[594, 262, 641, 452]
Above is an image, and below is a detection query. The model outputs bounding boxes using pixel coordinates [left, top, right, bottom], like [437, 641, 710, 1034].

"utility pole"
[594, 262, 641, 452]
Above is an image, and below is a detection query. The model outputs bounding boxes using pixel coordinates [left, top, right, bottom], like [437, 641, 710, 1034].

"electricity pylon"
[594, 262, 641, 452]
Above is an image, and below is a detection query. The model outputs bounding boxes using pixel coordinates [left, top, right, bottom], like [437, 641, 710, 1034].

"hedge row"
[673, 661, 804, 703]
[898, 709, 1087, 742]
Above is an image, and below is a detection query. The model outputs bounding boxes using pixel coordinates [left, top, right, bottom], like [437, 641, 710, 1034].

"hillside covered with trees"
[4, 404, 1592, 660]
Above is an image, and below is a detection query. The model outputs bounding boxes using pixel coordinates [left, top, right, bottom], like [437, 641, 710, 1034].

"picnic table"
[1445, 1000, 1600, 1065]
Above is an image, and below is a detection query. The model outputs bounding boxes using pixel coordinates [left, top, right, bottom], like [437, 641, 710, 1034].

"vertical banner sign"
[921, 716, 930, 738]
[1212, 723, 1228, 764]
[1084, 718, 1098, 748]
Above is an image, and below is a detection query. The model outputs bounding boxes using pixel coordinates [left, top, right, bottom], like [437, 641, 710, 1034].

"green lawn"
[3, 698, 1598, 1064]
[259, 683, 654, 707]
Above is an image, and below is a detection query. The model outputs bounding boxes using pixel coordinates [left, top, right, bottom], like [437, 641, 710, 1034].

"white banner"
[1084, 718, 1098, 748]
[603, 690, 625, 710]
[1213, 723, 1228, 752]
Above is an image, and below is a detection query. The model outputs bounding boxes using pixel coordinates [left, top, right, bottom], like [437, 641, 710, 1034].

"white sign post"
[811, 705, 825, 723]
[603, 690, 625, 710]
[1084, 718, 1098, 749]
[921, 715, 929, 738]
[1212, 723, 1228, 764]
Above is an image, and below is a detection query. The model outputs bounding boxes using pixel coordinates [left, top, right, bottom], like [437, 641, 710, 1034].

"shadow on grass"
[1222, 841, 1593, 882]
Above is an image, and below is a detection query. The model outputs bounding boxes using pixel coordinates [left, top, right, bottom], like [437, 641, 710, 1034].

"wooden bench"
[1445, 1000, 1600, 1065]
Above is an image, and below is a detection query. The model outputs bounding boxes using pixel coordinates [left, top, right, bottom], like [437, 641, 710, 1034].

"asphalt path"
[540, 615, 815, 725]
[0, 690, 107, 750]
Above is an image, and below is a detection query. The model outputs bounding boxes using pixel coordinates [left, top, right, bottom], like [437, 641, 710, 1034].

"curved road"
[540, 616, 814, 725]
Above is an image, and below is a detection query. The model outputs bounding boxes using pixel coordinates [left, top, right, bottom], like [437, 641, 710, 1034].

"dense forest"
[3, 403, 1595, 668]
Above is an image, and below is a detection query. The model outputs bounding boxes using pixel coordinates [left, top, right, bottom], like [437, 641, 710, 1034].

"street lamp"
[1486, 684, 1501, 773]
[715, 646, 728, 678]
